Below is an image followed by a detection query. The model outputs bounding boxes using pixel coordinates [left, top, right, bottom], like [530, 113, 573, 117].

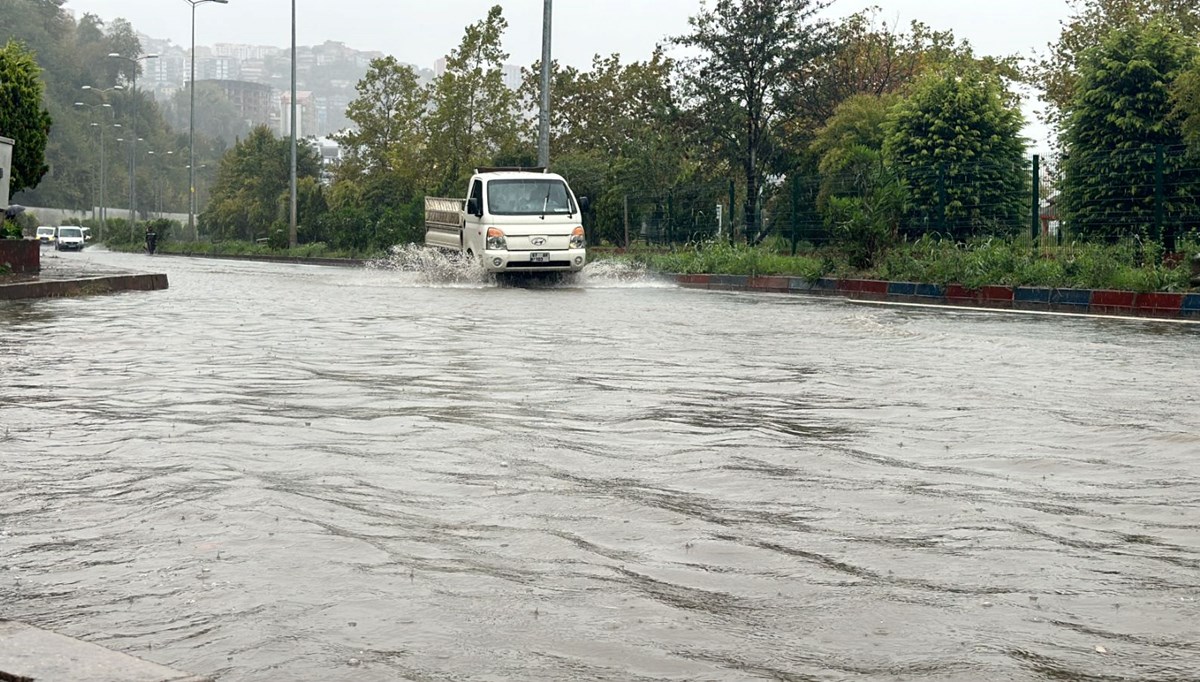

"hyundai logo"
[531, 237, 547, 246]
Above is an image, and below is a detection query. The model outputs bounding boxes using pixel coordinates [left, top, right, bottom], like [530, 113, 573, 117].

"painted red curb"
[980, 286, 1014, 302]
[837, 279, 889, 296]
[944, 285, 978, 300]
[1091, 289, 1136, 308]
[669, 274, 1196, 322]
[1134, 292, 1184, 313]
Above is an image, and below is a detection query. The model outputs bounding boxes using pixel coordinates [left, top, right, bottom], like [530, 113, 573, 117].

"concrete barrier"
[0, 273, 168, 301]
[0, 620, 209, 682]
[674, 274, 1199, 322]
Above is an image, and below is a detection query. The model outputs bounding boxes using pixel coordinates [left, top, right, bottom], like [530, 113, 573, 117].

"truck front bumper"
[483, 248, 586, 273]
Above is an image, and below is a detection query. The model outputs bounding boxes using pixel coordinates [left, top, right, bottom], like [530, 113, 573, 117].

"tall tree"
[884, 67, 1026, 240]
[0, 39, 53, 195]
[1174, 55, 1200, 156]
[519, 50, 687, 244]
[782, 13, 1022, 176]
[673, 0, 831, 234]
[201, 125, 321, 242]
[1060, 20, 1198, 243]
[1034, 0, 1200, 130]
[424, 5, 520, 194]
[334, 56, 426, 187]
[810, 93, 899, 208]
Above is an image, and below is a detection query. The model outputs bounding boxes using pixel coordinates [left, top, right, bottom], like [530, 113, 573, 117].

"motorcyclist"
[144, 225, 158, 254]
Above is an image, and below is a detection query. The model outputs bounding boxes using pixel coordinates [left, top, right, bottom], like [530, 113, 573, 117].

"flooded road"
[2, 249, 1199, 681]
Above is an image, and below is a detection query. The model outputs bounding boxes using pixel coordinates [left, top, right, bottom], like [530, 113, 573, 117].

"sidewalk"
[0, 620, 209, 682]
[0, 250, 168, 300]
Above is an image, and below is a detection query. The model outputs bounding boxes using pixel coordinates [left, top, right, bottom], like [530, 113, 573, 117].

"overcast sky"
[60, 0, 1075, 150]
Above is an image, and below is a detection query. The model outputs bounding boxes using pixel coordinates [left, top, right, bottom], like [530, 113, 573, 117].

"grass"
[106, 239, 386, 260]
[100, 234, 1199, 293]
[598, 236, 1200, 293]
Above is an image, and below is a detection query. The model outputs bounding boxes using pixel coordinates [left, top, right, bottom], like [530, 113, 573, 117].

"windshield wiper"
[541, 186, 551, 220]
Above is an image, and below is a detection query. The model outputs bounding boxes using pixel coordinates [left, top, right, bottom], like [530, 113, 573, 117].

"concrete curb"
[0, 620, 209, 682]
[675, 274, 1200, 321]
[0, 273, 168, 301]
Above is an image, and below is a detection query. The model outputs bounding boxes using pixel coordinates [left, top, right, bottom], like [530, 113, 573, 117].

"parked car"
[81, 227, 92, 242]
[36, 225, 56, 245]
[55, 226, 86, 251]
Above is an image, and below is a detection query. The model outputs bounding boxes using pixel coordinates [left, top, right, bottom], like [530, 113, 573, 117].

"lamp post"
[538, 0, 552, 168]
[185, 0, 228, 242]
[145, 150, 174, 218]
[289, 0, 297, 248]
[107, 51, 158, 240]
[73, 101, 112, 224]
[115, 135, 147, 223]
[78, 85, 124, 240]
[187, 163, 210, 235]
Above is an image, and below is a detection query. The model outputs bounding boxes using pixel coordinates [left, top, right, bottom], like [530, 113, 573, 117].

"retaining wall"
[0, 239, 40, 273]
[676, 274, 1200, 321]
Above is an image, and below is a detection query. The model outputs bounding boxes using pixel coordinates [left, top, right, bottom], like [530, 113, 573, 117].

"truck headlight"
[486, 227, 507, 251]
[569, 226, 585, 249]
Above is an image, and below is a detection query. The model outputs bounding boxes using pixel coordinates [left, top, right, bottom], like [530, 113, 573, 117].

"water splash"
[576, 258, 675, 288]
[366, 244, 491, 286]
[366, 244, 673, 289]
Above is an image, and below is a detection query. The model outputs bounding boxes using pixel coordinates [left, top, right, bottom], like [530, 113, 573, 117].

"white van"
[55, 225, 86, 251]
[425, 168, 588, 273]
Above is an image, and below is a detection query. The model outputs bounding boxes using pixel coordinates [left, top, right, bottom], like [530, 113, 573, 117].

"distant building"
[280, 91, 317, 139]
[213, 43, 277, 61]
[502, 64, 524, 91]
[311, 137, 341, 184]
[433, 57, 523, 90]
[196, 79, 274, 129]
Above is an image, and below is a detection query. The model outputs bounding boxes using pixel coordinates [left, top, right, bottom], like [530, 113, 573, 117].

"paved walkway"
[0, 621, 209, 682]
[0, 250, 168, 300]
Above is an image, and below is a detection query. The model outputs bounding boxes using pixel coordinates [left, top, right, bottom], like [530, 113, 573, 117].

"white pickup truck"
[425, 167, 589, 273]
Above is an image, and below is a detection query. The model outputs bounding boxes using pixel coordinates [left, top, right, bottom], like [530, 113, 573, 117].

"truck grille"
[508, 261, 571, 268]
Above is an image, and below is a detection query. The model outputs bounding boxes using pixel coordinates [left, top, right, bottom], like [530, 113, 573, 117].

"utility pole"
[289, 0, 298, 248]
[188, 0, 228, 243]
[537, 0, 552, 168]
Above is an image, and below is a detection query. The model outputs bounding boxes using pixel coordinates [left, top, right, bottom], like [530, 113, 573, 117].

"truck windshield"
[487, 179, 576, 216]
[58, 228, 82, 238]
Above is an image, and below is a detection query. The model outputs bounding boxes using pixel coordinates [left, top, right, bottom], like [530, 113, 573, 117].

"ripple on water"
[2, 250, 1198, 681]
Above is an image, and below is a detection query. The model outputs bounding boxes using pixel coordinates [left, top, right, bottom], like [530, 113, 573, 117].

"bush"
[599, 234, 1198, 292]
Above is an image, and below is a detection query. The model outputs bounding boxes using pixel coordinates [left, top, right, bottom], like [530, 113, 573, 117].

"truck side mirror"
[578, 196, 590, 212]
[466, 197, 481, 217]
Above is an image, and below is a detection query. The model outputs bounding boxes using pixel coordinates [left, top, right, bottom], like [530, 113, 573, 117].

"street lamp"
[78, 85, 123, 239]
[73, 101, 113, 225]
[289, 0, 297, 248]
[145, 150, 174, 218]
[185, 0, 229, 242]
[107, 51, 159, 240]
[186, 163, 210, 226]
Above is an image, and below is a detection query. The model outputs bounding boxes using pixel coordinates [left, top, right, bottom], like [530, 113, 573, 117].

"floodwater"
[2, 248, 1199, 681]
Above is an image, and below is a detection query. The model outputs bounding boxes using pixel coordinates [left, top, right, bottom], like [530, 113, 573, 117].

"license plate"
[530, 252, 550, 263]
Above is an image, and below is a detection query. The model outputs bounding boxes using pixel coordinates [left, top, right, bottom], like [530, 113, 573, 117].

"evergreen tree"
[0, 39, 53, 195]
[884, 68, 1026, 240]
[1059, 21, 1198, 243]
[424, 5, 520, 194]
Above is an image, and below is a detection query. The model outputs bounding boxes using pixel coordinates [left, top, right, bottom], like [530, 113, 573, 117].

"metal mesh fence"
[611, 146, 1200, 251]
